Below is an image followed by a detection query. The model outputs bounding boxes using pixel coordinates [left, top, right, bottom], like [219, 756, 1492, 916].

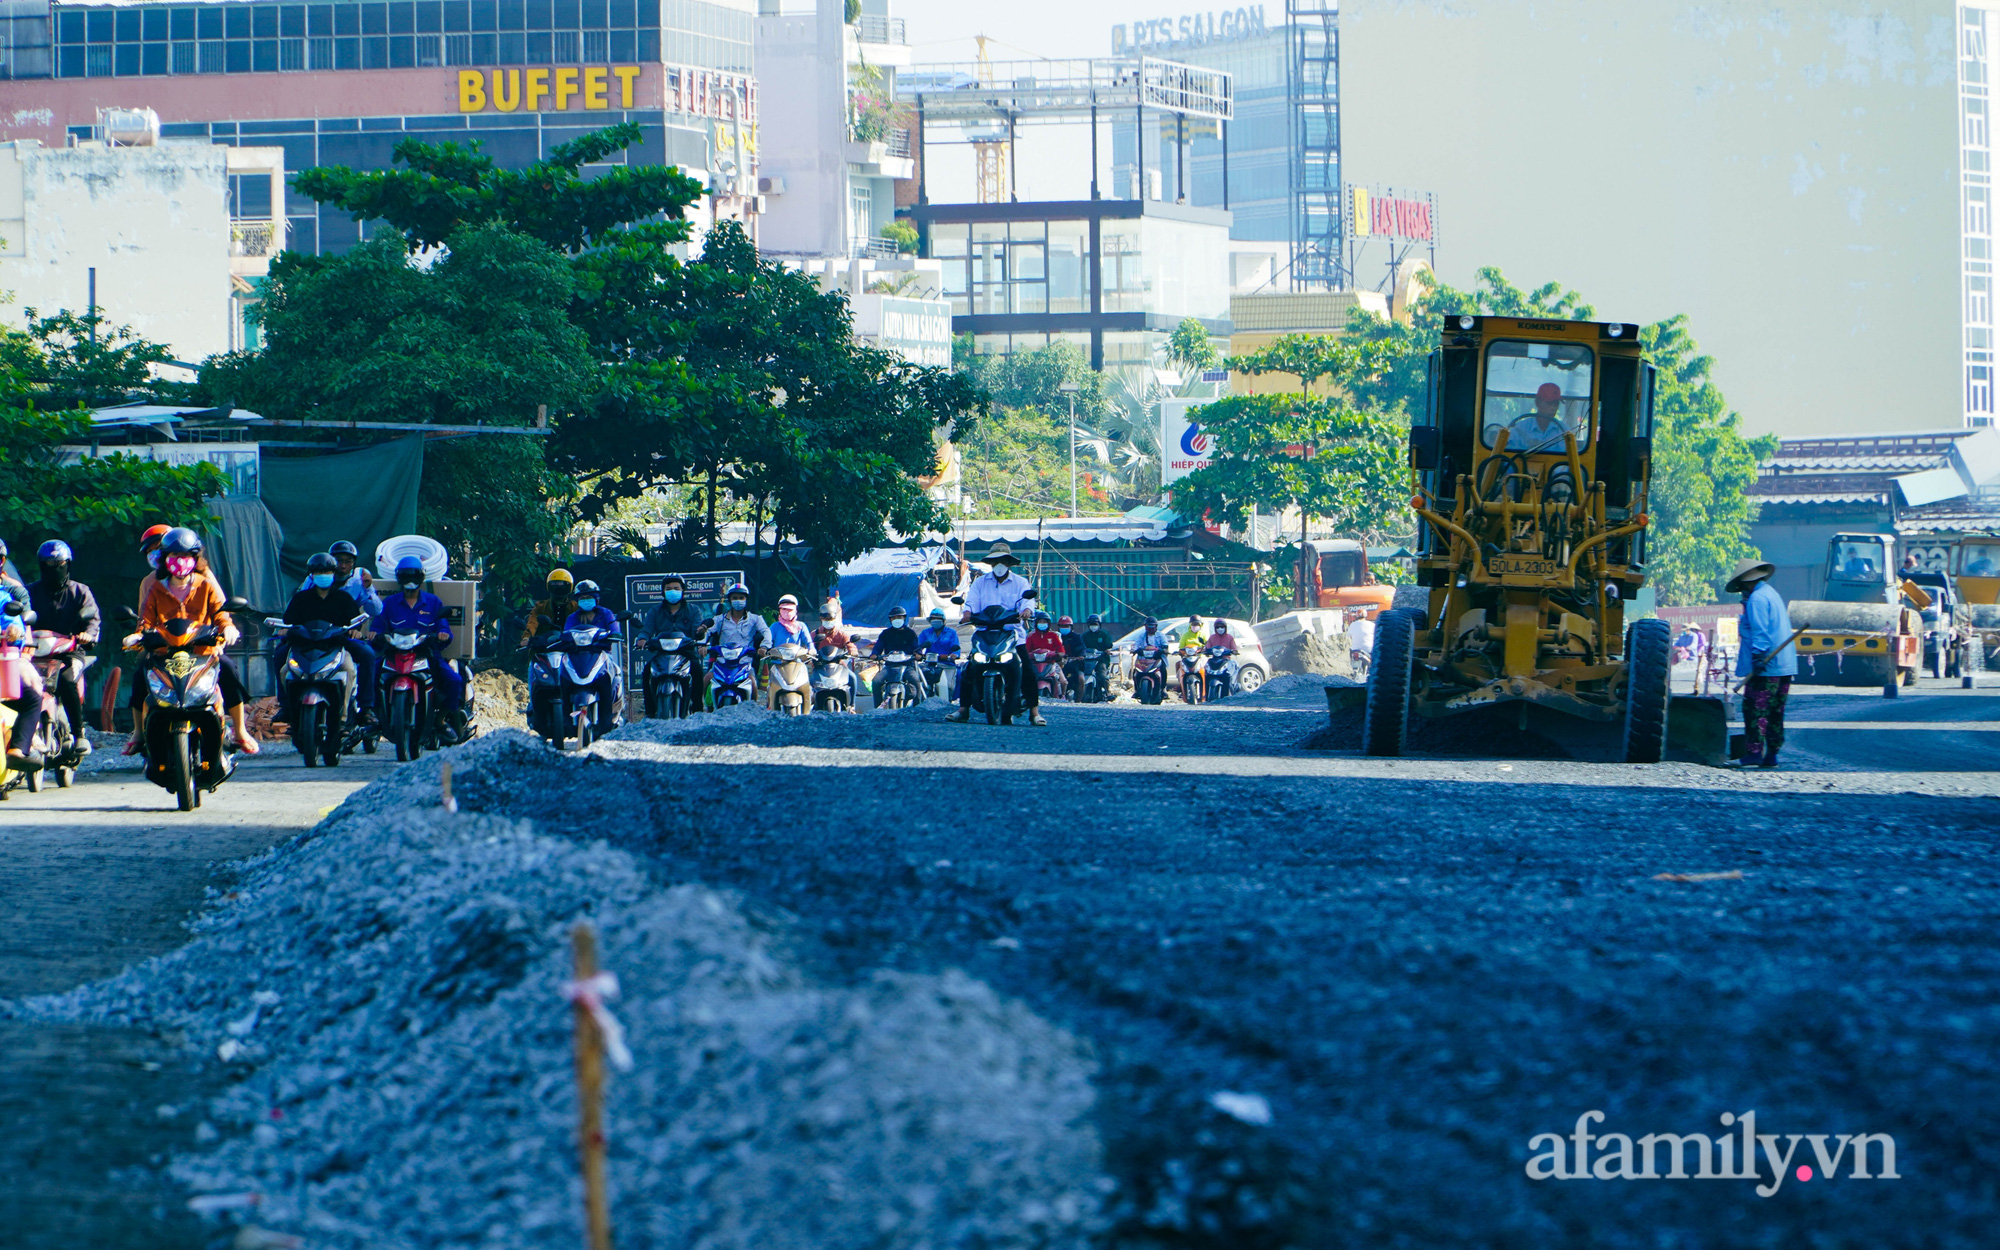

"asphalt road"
[0, 745, 393, 1248]
[8, 684, 2000, 1248]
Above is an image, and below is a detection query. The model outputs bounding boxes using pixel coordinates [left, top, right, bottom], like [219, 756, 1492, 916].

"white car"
[1112, 618, 1270, 692]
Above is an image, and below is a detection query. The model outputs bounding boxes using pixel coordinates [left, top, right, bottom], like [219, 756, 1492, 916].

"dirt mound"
[472, 669, 530, 732]
[1265, 631, 1354, 678]
[17, 732, 1107, 1249]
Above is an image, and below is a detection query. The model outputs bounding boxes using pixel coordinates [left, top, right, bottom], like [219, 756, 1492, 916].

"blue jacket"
[1736, 582, 1798, 677]
[562, 605, 622, 638]
[374, 591, 453, 645]
[916, 623, 961, 657]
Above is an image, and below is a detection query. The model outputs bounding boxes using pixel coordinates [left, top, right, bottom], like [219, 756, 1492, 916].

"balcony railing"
[885, 126, 913, 158]
[855, 14, 906, 45]
[231, 221, 278, 258]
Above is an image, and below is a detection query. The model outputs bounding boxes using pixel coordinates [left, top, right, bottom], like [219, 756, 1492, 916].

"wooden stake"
[572, 924, 612, 1250]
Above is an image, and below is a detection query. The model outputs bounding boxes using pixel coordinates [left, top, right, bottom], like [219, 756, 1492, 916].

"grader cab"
[1365, 315, 1674, 760]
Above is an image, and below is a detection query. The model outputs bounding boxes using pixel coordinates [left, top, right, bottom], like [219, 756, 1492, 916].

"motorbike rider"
[276, 553, 371, 729]
[707, 582, 772, 702]
[376, 560, 468, 740]
[126, 528, 258, 755]
[554, 578, 620, 733]
[1023, 611, 1067, 700]
[915, 606, 962, 699]
[809, 600, 866, 706]
[2, 552, 43, 771]
[1204, 618, 1240, 694]
[868, 606, 922, 704]
[764, 593, 814, 709]
[519, 568, 580, 650]
[304, 540, 382, 617]
[637, 573, 708, 716]
[1065, 613, 1115, 695]
[27, 541, 101, 756]
[947, 541, 1045, 726]
[1176, 615, 1208, 694]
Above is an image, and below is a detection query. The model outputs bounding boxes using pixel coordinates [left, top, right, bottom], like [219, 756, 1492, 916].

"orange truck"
[1302, 539, 1396, 617]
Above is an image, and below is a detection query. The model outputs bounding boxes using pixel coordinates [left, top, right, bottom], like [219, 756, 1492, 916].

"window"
[308, 6, 332, 35]
[1481, 340, 1594, 451]
[143, 43, 169, 73]
[850, 182, 873, 252]
[1968, 96, 1989, 148]
[525, 31, 549, 60]
[363, 34, 387, 65]
[552, 28, 577, 60]
[253, 6, 279, 37]
[335, 5, 359, 34]
[1972, 366, 1995, 417]
[497, 30, 522, 60]
[115, 9, 141, 40]
[582, 28, 606, 59]
[226, 7, 251, 37]
[281, 37, 304, 68]
[391, 0, 416, 32]
[362, 3, 388, 34]
[199, 39, 225, 71]
[86, 9, 112, 40]
[444, 0, 469, 32]
[391, 33, 414, 64]
[226, 39, 251, 71]
[445, 32, 471, 61]
[1828, 537, 1887, 583]
[335, 35, 358, 66]
[114, 43, 139, 74]
[282, 5, 306, 36]
[173, 40, 196, 72]
[1969, 275, 1991, 325]
[199, 8, 224, 38]
[310, 35, 334, 66]
[417, 33, 441, 63]
[1970, 184, 1991, 235]
[254, 38, 278, 70]
[171, 8, 196, 39]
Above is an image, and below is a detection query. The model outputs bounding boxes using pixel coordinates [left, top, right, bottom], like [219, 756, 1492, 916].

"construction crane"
[971, 35, 1011, 204]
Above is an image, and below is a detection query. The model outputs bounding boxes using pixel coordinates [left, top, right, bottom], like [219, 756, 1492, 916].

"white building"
[796, 252, 950, 365]
[0, 122, 284, 360]
[1963, 2, 1998, 427]
[753, 0, 913, 262]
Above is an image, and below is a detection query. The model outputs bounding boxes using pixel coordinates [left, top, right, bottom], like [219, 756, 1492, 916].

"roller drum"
[1786, 601, 1900, 634]
[1786, 600, 1901, 687]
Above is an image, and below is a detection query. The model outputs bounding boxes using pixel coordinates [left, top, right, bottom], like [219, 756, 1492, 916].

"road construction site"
[4, 672, 1997, 1249]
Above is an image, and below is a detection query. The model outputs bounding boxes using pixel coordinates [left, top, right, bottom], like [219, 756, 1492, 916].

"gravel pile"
[11, 730, 1108, 1249]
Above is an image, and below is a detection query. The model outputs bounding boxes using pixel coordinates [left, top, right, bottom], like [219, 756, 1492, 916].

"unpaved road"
[1, 748, 394, 1248]
[7, 684, 2000, 1247]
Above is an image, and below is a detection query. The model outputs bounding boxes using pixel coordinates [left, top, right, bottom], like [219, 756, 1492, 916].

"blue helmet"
[38, 540, 72, 562]
[394, 555, 426, 585]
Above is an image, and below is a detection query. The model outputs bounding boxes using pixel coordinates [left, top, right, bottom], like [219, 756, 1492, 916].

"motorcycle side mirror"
[950, 596, 964, 605]
[1021, 589, 1038, 600]
[117, 605, 139, 622]
[2, 601, 22, 616]
[224, 596, 251, 612]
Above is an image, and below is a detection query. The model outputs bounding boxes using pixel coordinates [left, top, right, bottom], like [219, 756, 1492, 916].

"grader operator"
[1365, 315, 1674, 761]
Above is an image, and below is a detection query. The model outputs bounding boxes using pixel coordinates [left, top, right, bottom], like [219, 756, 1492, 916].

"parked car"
[1112, 618, 1270, 693]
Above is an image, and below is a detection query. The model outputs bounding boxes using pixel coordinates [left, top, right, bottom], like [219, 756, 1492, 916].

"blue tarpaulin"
[832, 546, 945, 627]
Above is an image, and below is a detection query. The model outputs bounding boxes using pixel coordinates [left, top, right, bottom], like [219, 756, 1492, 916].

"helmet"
[1213, 619, 1228, 631]
[139, 523, 171, 552]
[726, 582, 750, 600]
[662, 573, 685, 587]
[1144, 617, 1158, 629]
[928, 607, 946, 621]
[546, 568, 575, 592]
[1034, 611, 1051, 626]
[1056, 615, 1074, 628]
[1086, 614, 1102, 626]
[38, 540, 72, 563]
[160, 527, 202, 556]
[777, 594, 798, 607]
[574, 579, 601, 598]
[330, 540, 359, 560]
[395, 556, 426, 585]
[306, 552, 338, 574]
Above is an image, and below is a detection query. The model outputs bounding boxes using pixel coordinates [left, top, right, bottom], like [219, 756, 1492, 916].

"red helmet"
[139, 523, 171, 552]
[1056, 615, 1074, 628]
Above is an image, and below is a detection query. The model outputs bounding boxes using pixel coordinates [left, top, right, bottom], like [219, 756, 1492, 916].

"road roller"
[1954, 534, 2000, 683]
[1787, 533, 1923, 697]
[1369, 314, 1683, 761]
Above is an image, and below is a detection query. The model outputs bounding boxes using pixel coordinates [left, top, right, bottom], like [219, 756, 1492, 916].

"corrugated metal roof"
[1753, 492, 1889, 507]
[1765, 454, 1946, 473]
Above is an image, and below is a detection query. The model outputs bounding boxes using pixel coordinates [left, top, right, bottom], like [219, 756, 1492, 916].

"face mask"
[664, 589, 683, 604]
[548, 585, 567, 600]
[577, 597, 597, 612]
[729, 598, 748, 611]
[1059, 627, 1070, 636]
[400, 578, 423, 592]
[42, 563, 69, 588]
[993, 566, 1009, 580]
[778, 606, 798, 622]
[311, 572, 335, 589]
[889, 617, 906, 630]
[165, 555, 196, 578]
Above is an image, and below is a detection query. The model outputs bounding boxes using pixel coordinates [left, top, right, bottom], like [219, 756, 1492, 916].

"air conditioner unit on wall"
[758, 175, 786, 195]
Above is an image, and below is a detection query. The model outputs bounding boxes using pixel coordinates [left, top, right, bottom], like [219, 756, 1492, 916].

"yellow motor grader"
[1365, 314, 1676, 760]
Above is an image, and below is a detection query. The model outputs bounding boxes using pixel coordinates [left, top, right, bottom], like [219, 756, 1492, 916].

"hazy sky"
[894, 0, 1962, 439]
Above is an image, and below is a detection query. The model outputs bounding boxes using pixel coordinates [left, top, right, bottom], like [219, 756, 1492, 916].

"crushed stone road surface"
[7, 681, 2000, 1247]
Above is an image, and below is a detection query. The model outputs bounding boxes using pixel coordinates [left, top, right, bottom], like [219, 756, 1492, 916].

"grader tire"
[1363, 610, 1416, 757]
[1622, 618, 1672, 763]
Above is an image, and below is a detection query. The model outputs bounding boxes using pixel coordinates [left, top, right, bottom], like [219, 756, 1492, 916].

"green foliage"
[0, 406, 225, 553]
[880, 220, 919, 254]
[1346, 266, 1769, 604]
[955, 341, 1138, 513]
[204, 225, 598, 427]
[1641, 314, 1778, 604]
[418, 437, 578, 588]
[1167, 317, 1221, 378]
[291, 122, 704, 253]
[957, 404, 1072, 519]
[13, 308, 182, 409]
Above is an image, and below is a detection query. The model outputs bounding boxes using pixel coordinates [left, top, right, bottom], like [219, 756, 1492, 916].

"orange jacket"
[140, 576, 231, 652]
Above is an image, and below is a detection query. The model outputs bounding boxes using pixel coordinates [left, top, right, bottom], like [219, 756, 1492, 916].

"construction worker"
[1508, 382, 1573, 452]
[1726, 557, 1797, 769]
[519, 568, 579, 650]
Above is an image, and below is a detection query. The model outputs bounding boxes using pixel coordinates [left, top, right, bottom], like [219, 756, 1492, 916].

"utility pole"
[1060, 381, 1081, 517]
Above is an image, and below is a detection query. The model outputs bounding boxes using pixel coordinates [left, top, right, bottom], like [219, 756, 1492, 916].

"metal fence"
[1018, 551, 1258, 623]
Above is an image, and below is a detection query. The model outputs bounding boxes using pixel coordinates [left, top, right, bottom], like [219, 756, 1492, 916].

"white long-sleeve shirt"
[964, 569, 1033, 641]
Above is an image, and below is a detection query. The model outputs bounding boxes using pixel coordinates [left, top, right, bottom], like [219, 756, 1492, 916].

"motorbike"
[1029, 646, 1067, 702]
[919, 654, 957, 701]
[643, 631, 701, 720]
[1131, 643, 1168, 706]
[1179, 644, 1208, 704]
[1065, 649, 1108, 704]
[379, 627, 442, 761]
[874, 650, 926, 710]
[121, 602, 245, 811]
[708, 644, 757, 709]
[1, 609, 80, 797]
[812, 643, 855, 713]
[1203, 645, 1237, 701]
[767, 642, 812, 715]
[267, 614, 367, 768]
[965, 608, 1025, 725]
[532, 623, 621, 750]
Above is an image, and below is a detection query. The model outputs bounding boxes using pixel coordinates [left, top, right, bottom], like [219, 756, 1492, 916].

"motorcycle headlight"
[286, 657, 302, 673]
[147, 669, 173, 700]
[996, 650, 1015, 664]
[183, 667, 220, 706]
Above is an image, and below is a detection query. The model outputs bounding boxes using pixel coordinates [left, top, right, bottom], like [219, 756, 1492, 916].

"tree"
[956, 404, 1072, 519]
[1170, 335, 1409, 546]
[1347, 266, 1771, 604]
[954, 340, 1150, 509]
[1166, 316, 1221, 380]
[12, 308, 184, 410]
